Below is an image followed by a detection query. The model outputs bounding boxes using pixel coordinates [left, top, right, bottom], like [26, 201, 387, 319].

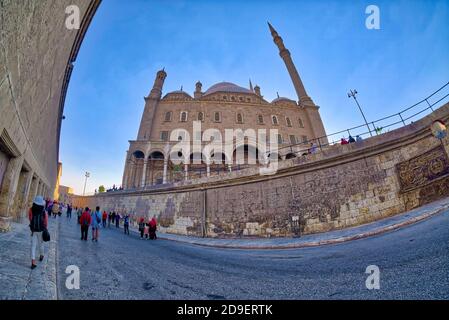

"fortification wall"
[73, 104, 449, 238]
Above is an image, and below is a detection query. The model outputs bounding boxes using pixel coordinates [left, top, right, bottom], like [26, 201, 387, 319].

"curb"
[150, 204, 449, 250]
[45, 219, 58, 300]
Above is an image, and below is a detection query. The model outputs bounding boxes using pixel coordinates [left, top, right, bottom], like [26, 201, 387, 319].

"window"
[277, 134, 283, 144]
[246, 98, 251, 102]
[272, 115, 279, 125]
[290, 135, 297, 144]
[239, 97, 243, 102]
[214, 112, 221, 122]
[286, 117, 292, 127]
[223, 95, 227, 100]
[258, 114, 264, 124]
[236, 113, 243, 124]
[231, 96, 236, 101]
[160, 131, 169, 141]
[180, 111, 187, 122]
[197, 112, 204, 121]
[302, 135, 308, 144]
[164, 111, 172, 122]
[298, 118, 304, 128]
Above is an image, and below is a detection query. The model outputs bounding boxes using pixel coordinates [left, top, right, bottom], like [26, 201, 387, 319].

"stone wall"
[0, 0, 100, 230]
[73, 103, 449, 238]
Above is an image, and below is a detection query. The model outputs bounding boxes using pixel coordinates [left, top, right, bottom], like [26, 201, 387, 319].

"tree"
[98, 185, 105, 193]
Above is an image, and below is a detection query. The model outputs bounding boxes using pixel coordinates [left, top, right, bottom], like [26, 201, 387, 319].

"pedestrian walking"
[102, 210, 107, 228]
[115, 212, 120, 228]
[52, 201, 60, 218]
[138, 217, 145, 239]
[80, 207, 91, 241]
[29, 196, 49, 269]
[91, 206, 102, 242]
[123, 214, 130, 235]
[149, 215, 157, 240]
[67, 204, 72, 219]
[108, 211, 112, 227]
[77, 207, 82, 224]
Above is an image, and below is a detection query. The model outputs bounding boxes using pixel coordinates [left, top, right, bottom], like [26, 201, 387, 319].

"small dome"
[163, 90, 193, 99]
[271, 97, 296, 104]
[203, 82, 253, 96]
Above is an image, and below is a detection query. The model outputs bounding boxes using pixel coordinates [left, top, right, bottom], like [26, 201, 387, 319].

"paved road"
[57, 210, 449, 300]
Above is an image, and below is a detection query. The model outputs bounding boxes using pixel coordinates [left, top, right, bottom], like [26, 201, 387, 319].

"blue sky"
[60, 0, 449, 195]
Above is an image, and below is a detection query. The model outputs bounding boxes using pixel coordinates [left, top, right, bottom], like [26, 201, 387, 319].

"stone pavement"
[0, 217, 58, 300]
[143, 196, 449, 249]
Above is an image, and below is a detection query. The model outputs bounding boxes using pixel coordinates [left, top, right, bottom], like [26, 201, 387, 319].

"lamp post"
[83, 171, 90, 196]
[348, 89, 373, 137]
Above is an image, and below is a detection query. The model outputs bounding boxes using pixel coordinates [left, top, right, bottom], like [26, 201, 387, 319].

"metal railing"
[279, 81, 449, 156]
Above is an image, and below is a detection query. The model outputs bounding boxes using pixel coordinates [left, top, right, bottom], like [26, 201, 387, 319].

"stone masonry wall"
[73, 103, 449, 238]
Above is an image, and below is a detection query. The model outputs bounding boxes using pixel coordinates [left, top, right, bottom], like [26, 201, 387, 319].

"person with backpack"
[29, 196, 49, 269]
[91, 206, 102, 242]
[115, 212, 120, 228]
[123, 214, 130, 235]
[52, 201, 60, 218]
[80, 207, 91, 241]
[108, 211, 112, 227]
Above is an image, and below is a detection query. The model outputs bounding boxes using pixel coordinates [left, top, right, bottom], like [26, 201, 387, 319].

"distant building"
[58, 185, 74, 205]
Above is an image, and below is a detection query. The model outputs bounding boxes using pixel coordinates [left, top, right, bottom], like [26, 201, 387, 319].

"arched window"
[286, 117, 292, 127]
[164, 111, 172, 122]
[298, 118, 304, 128]
[180, 111, 187, 122]
[236, 113, 243, 124]
[214, 112, 221, 122]
[197, 112, 204, 121]
[258, 114, 264, 124]
[272, 115, 279, 125]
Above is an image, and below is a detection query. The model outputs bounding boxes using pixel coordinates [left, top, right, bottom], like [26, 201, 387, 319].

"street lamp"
[83, 171, 90, 196]
[348, 89, 373, 137]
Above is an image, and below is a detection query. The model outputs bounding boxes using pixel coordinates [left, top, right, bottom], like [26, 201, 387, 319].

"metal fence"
[279, 81, 449, 156]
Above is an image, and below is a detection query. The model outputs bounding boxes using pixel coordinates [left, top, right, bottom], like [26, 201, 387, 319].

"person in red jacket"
[29, 196, 49, 269]
[102, 210, 107, 228]
[80, 207, 91, 241]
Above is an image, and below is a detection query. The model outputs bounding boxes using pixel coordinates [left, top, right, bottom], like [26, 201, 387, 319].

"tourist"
[144, 221, 149, 239]
[108, 211, 112, 227]
[52, 201, 60, 218]
[91, 206, 102, 242]
[67, 204, 72, 219]
[149, 215, 157, 240]
[77, 207, 82, 224]
[348, 135, 356, 143]
[309, 143, 318, 154]
[340, 138, 349, 145]
[138, 217, 145, 239]
[102, 210, 107, 228]
[80, 207, 91, 241]
[29, 196, 49, 269]
[112, 211, 116, 227]
[115, 212, 120, 228]
[124, 214, 130, 235]
[356, 135, 363, 142]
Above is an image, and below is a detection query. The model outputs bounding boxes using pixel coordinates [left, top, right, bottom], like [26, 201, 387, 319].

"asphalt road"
[57, 209, 449, 300]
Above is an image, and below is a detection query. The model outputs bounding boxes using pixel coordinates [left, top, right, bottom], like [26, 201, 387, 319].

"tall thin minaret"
[137, 69, 167, 140]
[268, 22, 327, 142]
[268, 22, 314, 106]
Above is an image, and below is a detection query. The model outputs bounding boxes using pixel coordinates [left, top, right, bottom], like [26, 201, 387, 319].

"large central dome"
[203, 82, 253, 96]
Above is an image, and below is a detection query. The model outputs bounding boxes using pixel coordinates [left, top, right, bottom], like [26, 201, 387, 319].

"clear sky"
[60, 0, 449, 195]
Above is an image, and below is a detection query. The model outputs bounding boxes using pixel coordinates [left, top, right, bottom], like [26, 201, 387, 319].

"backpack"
[82, 214, 90, 226]
[95, 212, 101, 224]
[30, 209, 44, 232]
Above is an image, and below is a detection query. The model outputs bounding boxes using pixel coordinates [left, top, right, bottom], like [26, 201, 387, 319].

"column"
[184, 164, 188, 181]
[27, 176, 39, 209]
[0, 155, 24, 231]
[163, 159, 168, 184]
[206, 162, 210, 177]
[141, 159, 148, 188]
[16, 169, 34, 220]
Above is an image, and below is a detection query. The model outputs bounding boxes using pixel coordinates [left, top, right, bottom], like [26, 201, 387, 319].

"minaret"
[268, 22, 327, 143]
[137, 69, 167, 140]
[268, 22, 314, 106]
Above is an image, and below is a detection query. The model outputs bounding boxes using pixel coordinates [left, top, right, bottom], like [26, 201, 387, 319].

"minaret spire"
[267, 22, 314, 106]
[249, 79, 254, 92]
